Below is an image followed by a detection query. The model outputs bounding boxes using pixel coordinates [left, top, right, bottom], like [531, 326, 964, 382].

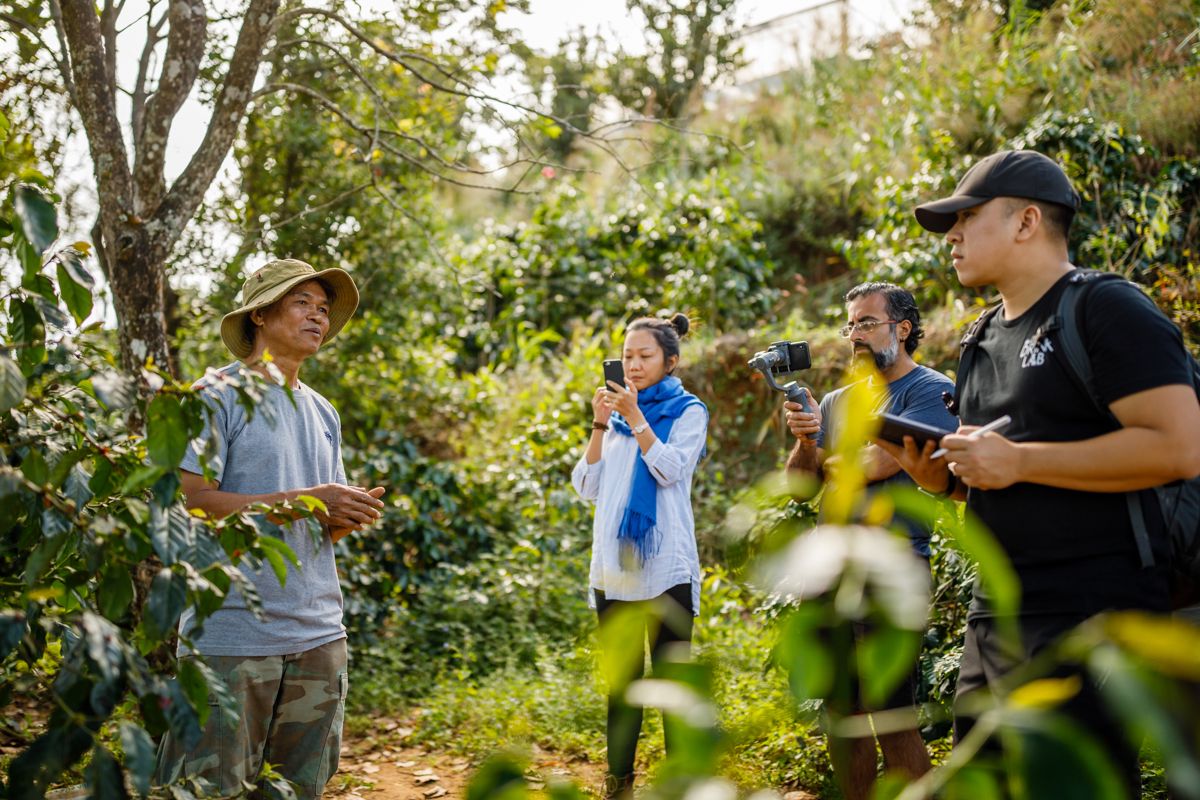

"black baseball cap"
[914, 150, 1081, 233]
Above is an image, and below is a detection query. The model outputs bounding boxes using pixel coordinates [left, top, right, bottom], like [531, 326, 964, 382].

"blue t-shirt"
[818, 364, 957, 556]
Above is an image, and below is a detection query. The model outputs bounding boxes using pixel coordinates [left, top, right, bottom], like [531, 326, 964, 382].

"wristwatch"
[919, 473, 958, 500]
[632, 422, 650, 435]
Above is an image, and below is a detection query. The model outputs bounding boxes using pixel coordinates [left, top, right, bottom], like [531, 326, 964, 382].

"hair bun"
[669, 313, 690, 338]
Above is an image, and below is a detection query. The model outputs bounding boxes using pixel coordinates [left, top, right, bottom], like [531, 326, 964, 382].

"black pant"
[955, 614, 1141, 797]
[594, 583, 695, 779]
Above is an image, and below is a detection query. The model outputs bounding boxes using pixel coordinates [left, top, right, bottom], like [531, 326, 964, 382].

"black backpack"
[952, 268, 1200, 608]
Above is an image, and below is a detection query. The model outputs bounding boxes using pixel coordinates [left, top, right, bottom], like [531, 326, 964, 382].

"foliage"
[520, 30, 611, 163]
[606, 0, 745, 120]
[447, 175, 777, 368]
[5, 0, 1200, 797]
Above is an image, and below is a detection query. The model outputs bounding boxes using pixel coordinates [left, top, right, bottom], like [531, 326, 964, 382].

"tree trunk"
[103, 218, 173, 377]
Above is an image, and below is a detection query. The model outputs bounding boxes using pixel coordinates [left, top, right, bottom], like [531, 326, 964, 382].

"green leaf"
[146, 394, 188, 468]
[89, 457, 116, 498]
[0, 354, 26, 412]
[997, 708, 1126, 800]
[63, 463, 94, 510]
[56, 250, 94, 323]
[258, 535, 299, 587]
[80, 612, 126, 684]
[0, 109, 9, 144]
[162, 680, 202, 751]
[8, 297, 45, 373]
[466, 752, 529, 800]
[32, 295, 69, 330]
[13, 184, 57, 255]
[20, 447, 48, 487]
[772, 603, 834, 701]
[48, 448, 88, 491]
[942, 767, 1005, 800]
[293, 494, 329, 514]
[97, 566, 134, 622]
[118, 722, 156, 797]
[191, 656, 238, 725]
[84, 745, 129, 800]
[14, 230, 41, 278]
[177, 658, 211, 727]
[7, 725, 94, 800]
[149, 503, 186, 564]
[144, 568, 186, 642]
[121, 464, 166, 495]
[596, 601, 651, 690]
[857, 625, 921, 709]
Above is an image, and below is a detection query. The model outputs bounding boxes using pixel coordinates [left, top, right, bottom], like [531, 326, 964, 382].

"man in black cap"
[879, 149, 1200, 790]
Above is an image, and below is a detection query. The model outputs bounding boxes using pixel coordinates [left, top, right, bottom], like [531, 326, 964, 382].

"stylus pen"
[930, 414, 1012, 460]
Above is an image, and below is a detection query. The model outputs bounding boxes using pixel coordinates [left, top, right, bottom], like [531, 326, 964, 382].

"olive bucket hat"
[220, 258, 360, 359]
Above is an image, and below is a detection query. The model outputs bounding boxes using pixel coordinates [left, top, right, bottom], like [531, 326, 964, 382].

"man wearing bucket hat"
[156, 259, 385, 797]
[879, 150, 1200, 791]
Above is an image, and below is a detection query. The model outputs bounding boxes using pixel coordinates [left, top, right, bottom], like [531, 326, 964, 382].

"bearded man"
[783, 281, 955, 800]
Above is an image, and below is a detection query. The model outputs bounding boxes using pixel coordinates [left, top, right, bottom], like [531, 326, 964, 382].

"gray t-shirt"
[178, 363, 347, 656]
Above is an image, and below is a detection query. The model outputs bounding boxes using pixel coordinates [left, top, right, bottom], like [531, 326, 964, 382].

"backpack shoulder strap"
[1053, 268, 1159, 567]
[1052, 268, 1127, 419]
[949, 303, 1003, 416]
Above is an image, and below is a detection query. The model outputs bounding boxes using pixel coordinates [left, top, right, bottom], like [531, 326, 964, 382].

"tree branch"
[59, 0, 134, 217]
[254, 81, 546, 193]
[241, 181, 372, 236]
[45, 0, 80, 108]
[131, 4, 167, 155]
[267, 6, 720, 196]
[133, 0, 207, 214]
[270, 8, 593, 143]
[151, 0, 281, 265]
[100, 0, 120, 106]
[260, 38, 595, 179]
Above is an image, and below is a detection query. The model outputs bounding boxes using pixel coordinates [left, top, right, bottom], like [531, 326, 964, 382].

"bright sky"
[503, 0, 916, 52]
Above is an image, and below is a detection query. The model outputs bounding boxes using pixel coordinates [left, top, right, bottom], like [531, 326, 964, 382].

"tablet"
[876, 413, 954, 448]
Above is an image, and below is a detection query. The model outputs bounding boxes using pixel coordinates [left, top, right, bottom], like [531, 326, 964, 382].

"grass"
[347, 568, 844, 795]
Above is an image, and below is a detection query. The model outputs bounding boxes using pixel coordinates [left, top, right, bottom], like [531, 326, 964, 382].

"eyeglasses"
[838, 320, 900, 338]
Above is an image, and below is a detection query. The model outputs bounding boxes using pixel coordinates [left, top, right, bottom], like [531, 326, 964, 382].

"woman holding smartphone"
[571, 313, 709, 799]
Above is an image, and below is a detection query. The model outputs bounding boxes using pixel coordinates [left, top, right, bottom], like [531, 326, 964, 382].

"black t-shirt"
[962, 271, 1191, 617]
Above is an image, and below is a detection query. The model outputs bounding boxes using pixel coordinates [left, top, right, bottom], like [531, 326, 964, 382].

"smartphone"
[603, 359, 625, 390]
[771, 341, 812, 375]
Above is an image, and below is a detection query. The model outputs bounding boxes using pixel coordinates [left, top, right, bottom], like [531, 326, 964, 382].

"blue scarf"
[610, 375, 707, 566]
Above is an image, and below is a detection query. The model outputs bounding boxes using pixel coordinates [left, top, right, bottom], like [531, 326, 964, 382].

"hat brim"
[914, 195, 991, 233]
[220, 268, 360, 359]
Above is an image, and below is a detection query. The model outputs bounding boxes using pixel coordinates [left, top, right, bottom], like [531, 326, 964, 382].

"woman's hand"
[606, 379, 643, 425]
[592, 387, 614, 426]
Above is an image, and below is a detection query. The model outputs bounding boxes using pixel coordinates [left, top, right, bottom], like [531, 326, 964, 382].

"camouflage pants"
[156, 638, 348, 799]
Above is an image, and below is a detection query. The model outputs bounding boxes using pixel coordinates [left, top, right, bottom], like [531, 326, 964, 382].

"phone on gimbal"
[748, 340, 816, 439]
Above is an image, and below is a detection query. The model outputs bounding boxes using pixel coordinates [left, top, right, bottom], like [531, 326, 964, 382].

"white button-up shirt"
[571, 404, 708, 615]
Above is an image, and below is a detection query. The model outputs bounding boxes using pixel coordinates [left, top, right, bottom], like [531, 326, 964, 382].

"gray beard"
[856, 333, 900, 372]
[874, 335, 900, 371]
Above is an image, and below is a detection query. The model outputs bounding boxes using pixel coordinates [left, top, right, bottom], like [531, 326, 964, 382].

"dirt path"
[326, 719, 606, 800]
